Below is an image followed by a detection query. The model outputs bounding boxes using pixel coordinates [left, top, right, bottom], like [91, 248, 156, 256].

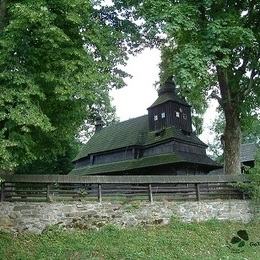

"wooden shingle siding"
[74, 158, 90, 168]
[93, 149, 134, 165]
[175, 141, 206, 155]
[143, 141, 175, 157]
[179, 106, 192, 133]
[148, 99, 192, 133]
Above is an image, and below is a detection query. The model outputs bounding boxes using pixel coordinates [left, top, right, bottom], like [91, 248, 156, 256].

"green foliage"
[1, 221, 260, 259]
[207, 111, 259, 162]
[242, 116, 260, 144]
[15, 140, 80, 175]
[159, 1, 259, 117]
[0, 0, 142, 172]
[238, 149, 260, 201]
[123, 201, 141, 212]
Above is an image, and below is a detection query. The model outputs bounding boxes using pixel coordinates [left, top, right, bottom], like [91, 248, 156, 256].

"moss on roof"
[73, 115, 206, 162]
[70, 153, 181, 175]
[74, 115, 148, 161]
[70, 151, 219, 175]
[148, 92, 190, 108]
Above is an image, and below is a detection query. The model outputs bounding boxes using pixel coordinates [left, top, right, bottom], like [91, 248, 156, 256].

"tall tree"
[0, 0, 141, 172]
[208, 111, 260, 163]
[114, 0, 260, 174]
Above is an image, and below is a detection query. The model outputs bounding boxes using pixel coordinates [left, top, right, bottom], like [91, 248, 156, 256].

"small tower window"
[183, 113, 187, 120]
[161, 112, 166, 118]
[154, 115, 158, 121]
[175, 112, 180, 118]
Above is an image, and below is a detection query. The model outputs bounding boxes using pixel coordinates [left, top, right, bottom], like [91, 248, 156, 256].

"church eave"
[70, 152, 221, 176]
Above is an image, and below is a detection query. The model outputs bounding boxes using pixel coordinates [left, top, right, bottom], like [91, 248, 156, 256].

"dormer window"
[175, 112, 180, 118]
[154, 115, 158, 121]
[161, 112, 166, 118]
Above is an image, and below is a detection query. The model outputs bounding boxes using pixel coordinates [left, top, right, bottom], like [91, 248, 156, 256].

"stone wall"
[0, 200, 253, 234]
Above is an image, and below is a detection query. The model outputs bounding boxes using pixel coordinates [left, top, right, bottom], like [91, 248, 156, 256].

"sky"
[110, 48, 219, 145]
[110, 48, 160, 120]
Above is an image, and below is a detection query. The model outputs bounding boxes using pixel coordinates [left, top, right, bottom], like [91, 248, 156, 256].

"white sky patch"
[200, 99, 219, 144]
[110, 48, 160, 120]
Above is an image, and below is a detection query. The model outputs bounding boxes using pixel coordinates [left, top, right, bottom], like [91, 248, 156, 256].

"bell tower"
[147, 77, 192, 133]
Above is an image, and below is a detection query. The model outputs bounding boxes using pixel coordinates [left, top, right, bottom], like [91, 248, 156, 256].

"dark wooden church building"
[70, 77, 220, 176]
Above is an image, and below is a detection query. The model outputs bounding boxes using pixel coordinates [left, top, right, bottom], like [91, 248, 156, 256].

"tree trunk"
[0, 0, 7, 32]
[217, 66, 242, 174]
[223, 110, 242, 174]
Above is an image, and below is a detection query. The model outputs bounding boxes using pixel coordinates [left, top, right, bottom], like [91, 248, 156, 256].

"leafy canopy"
[0, 0, 142, 172]
[131, 0, 260, 114]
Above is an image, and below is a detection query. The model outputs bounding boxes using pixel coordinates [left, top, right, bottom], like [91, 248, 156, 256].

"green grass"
[1, 219, 260, 259]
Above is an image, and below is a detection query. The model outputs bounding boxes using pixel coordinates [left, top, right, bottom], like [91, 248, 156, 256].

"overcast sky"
[110, 48, 160, 120]
[110, 48, 219, 145]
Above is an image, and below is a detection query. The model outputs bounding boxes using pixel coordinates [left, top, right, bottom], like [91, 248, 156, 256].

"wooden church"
[70, 77, 220, 176]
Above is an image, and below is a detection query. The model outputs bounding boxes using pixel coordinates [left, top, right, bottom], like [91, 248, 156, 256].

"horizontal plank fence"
[0, 174, 250, 203]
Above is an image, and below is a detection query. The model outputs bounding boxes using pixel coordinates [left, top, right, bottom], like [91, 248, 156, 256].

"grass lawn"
[1, 219, 260, 259]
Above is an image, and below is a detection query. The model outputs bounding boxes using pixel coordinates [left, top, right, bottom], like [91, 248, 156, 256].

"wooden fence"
[0, 174, 250, 203]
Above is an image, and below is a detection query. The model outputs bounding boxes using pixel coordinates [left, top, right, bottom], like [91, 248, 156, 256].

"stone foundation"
[0, 200, 253, 234]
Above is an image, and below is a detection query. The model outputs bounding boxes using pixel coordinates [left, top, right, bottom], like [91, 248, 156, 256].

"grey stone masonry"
[0, 200, 254, 234]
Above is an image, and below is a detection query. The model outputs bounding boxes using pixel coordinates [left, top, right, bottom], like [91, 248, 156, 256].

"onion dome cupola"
[147, 76, 192, 133]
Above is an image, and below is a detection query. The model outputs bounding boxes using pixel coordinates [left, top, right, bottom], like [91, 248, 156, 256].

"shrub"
[239, 149, 260, 201]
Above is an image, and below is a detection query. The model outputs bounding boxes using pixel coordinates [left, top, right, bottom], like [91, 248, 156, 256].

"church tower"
[147, 77, 192, 133]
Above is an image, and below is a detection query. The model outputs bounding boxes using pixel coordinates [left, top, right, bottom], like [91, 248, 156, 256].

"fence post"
[98, 184, 102, 203]
[242, 191, 246, 200]
[148, 184, 153, 203]
[46, 184, 50, 202]
[0, 182, 5, 202]
[195, 183, 201, 201]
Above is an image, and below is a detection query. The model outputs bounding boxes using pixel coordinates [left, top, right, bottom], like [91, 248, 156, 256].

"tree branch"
[210, 91, 223, 108]
[244, 68, 256, 97]
[238, 49, 250, 75]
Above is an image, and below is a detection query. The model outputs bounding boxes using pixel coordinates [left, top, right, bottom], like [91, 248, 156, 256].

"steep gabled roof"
[74, 115, 148, 161]
[73, 115, 206, 162]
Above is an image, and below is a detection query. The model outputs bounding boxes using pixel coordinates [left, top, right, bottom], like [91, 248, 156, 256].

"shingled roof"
[148, 92, 190, 108]
[148, 77, 190, 108]
[241, 143, 256, 163]
[73, 115, 206, 162]
[71, 151, 219, 175]
[70, 114, 220, 175]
